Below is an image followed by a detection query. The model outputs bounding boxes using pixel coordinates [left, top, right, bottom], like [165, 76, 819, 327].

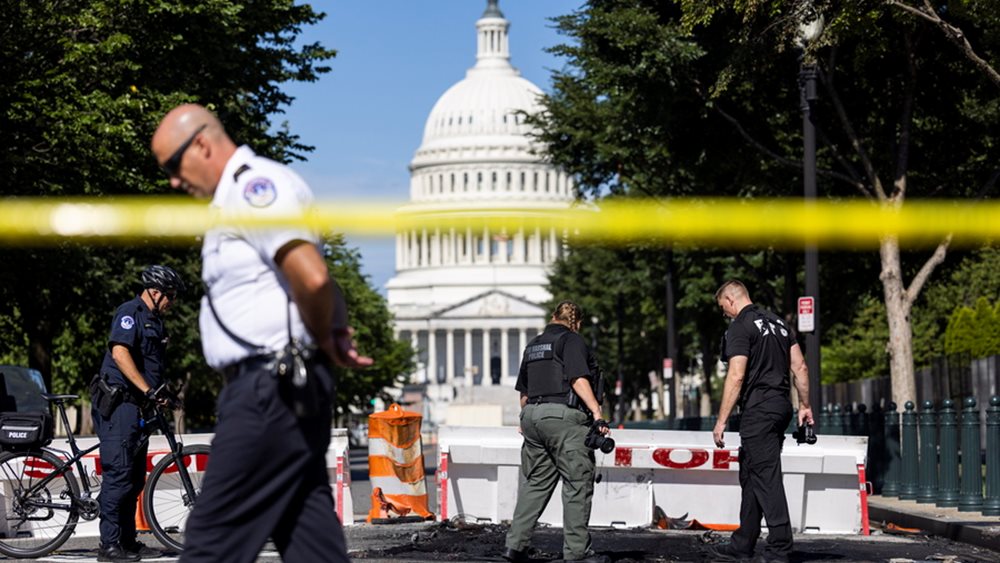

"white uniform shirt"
[199, 145, 320, 370]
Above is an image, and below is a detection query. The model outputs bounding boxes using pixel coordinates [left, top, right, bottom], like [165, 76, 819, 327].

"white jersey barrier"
[0, 428, 354, 539]
[437, 426, 870, 535]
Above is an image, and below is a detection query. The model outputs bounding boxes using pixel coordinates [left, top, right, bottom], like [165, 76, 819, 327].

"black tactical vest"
[522, 328, 571, 400]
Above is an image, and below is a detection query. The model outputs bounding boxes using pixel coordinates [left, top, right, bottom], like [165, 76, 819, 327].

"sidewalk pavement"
[868, 494, 1000, 552]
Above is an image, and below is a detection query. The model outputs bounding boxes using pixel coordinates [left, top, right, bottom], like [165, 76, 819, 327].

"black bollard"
[936, 399, 960, 508]
[829, 404, 844, 436]
[843, 403, 855, 435]
[900, 401, 919, 500]
[958, 397, 983, 512]
[867, 403, 886, 494]
[984, 396, 1000, 516]
[857, 404, 870, 438]
[883, 402, 901, 498]
[818, 404, 831, 434]
[917, 400, 938, 504]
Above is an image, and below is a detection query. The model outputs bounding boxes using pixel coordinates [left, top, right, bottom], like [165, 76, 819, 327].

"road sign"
[798, 296, 815, 333]
[662, 358, 673, 380]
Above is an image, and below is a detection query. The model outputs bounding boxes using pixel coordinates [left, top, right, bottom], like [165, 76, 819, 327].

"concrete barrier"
[0, 428, 355, 539]
[437, 426, 869, 534]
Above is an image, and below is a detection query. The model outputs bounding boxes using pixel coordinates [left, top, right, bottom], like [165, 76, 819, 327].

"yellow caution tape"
[0, 196, 996, 249]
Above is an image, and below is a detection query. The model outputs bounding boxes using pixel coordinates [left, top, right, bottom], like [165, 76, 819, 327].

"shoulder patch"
[243, 177, 278, 208]
[120, 315, 135, 330]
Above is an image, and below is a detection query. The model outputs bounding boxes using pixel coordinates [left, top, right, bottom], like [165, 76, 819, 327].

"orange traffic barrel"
[366, 404, 434, 523]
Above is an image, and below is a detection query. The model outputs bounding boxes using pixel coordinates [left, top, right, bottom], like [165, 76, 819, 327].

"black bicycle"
[0, 392, 210, 558]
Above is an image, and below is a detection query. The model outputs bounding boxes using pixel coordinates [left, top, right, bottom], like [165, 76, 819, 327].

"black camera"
[585, 420, 615, 454]
[792, 423, 817, 445]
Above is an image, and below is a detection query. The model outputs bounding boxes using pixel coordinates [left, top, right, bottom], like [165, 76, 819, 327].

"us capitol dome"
[386, 0, 574, 406]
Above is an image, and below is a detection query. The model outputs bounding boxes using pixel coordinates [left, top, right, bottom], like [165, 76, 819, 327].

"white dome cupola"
[388, 0, 575, 395]
[475, 0, 513, 72]
[409, 0, 573, 205]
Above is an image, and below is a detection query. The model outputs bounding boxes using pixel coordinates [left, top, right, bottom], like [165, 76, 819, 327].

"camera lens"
[599, 436, 615, 454]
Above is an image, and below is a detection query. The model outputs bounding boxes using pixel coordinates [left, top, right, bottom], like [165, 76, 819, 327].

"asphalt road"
[6, 522, 1000, 562]
[4, 447, 998, 561]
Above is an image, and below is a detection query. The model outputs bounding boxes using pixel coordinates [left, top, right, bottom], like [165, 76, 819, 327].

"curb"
[868, 497, 1000, 553]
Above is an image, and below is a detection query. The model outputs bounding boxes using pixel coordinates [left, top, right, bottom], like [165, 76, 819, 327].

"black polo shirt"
[99, 296, 167, 390]
[722, 304, 796, 408]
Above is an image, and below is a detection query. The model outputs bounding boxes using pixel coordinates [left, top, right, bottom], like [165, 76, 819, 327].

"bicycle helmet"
[141, 265, 186, 294]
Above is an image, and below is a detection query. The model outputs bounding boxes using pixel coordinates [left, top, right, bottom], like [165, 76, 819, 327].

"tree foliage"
[323, 236, 414, 421]
[944, 298, 1000, 358]
[535, 0, 1000, 410]
[0, 1, 409, 426]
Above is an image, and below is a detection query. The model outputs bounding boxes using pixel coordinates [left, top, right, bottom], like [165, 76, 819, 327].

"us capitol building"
[386, 0, 574, 425]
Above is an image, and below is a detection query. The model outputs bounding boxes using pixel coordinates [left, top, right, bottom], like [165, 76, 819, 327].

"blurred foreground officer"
[504, 301, 610, 563]
[709, 280, 813, 563]
[151, 104, 373, 563]
[92, 265, 184, 561]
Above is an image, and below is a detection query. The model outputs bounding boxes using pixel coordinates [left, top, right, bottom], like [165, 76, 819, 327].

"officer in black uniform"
[93, 265, 184, 562]
[504, 301, 610, 563]
[709, 280, 812, 563]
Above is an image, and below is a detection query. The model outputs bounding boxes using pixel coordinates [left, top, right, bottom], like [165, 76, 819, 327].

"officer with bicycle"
[504, 300, 610, 563]
[92, 265, 184, 562]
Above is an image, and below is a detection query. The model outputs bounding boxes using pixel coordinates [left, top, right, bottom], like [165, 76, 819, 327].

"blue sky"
[276, 0, 583, 293]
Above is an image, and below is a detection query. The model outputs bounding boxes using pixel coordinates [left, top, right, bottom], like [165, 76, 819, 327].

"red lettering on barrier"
[24, 457, 54, 479]
[652, 448, 709, 469]
[712, 449, 739, 469]
[615, 447, 632, 467]
[195, 453, 209, 472]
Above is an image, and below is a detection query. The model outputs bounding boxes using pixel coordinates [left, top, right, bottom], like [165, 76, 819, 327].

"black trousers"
[180, 359, 348, 563]
[731, 396, 794, 558]
[93, 402, 147, 548]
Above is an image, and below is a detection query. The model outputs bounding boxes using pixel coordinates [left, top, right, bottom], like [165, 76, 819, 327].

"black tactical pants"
[731, 396, 794, 559]
[93, 401, 148, 549]
[180, 359, 347, 563]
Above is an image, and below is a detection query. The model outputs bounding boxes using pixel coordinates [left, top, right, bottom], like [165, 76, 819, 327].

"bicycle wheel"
[0, 449, 80, 558]
[143, 444, 210, 552]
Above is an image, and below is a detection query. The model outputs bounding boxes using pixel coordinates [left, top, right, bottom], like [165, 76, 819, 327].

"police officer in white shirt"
[151, 104, 373, 563]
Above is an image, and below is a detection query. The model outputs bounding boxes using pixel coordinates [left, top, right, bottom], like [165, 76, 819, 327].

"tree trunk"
[880, 236, 917, 407]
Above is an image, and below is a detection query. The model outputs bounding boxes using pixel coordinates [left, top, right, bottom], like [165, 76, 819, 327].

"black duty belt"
[221, 354, 277, 383]
[527, 396, 570, 406]
[221, 352, 328, 383]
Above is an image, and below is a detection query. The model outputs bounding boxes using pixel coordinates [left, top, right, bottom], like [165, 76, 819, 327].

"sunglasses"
[160, 124, 207, 177]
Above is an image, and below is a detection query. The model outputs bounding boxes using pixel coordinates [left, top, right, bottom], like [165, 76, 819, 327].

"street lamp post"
[798, 2, 824, 415]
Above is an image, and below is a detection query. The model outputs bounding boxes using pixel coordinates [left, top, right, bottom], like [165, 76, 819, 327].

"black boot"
[122, 540, 162, 558]
[502, 546, 531, 563]
[97, 543, 141, 562]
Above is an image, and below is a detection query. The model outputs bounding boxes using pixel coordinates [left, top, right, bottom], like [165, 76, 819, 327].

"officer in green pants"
[504, 300, 610, 563]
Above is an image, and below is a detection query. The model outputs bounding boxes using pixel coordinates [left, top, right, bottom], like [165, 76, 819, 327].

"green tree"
[536, 0, 1000, 409]
[913, 247, 1000, 362]
[323, 236, 415, 423]
[944, 305, 977, 357]
[0, 2, 410, 426]
[533, 0, 882, 415]
[822, 295, 890, 383]
[0, 0, 333, 395]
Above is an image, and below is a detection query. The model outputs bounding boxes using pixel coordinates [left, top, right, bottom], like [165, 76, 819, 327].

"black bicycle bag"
[0, 411, 54, 451]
